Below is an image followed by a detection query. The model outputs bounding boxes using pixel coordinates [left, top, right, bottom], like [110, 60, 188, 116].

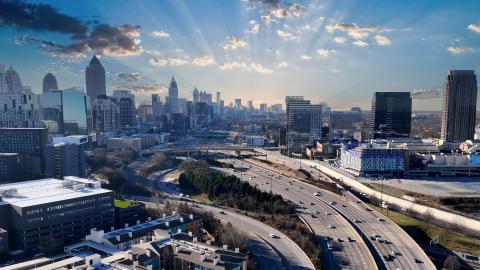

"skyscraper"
[310, 104, 323, 140]
[63, 88, 88, 135]
[5, 65, 23, 93]
[441, 70, 478, 142]
[112, 90, 136, 128]
[85, 55, 106, 103]
[91, 95, 120, 132]
[41, 90, 64, 133]
[167, 76, 179, 113]
[0, 92, 41, 128]
[285, 96, 311, 155]
[45, 135, 88, 178]
[193, 88, 199, 103]
[152, 94, 164, 123]
[216, 92, 221, 104]
[371, 92, 412, 138]
[234, 99, 242, 110]
[42, 73, 58, 93]
[0, 65, 6, 93]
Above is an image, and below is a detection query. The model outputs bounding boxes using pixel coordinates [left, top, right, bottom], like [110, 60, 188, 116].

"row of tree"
[179, 160, 295, 215]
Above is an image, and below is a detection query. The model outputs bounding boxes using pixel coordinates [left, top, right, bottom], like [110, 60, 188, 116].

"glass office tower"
[62, 88, 88, 135]
[40, 90, 64, 133]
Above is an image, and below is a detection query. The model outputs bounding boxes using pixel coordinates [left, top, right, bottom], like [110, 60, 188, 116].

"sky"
[1, 0, 480, 110]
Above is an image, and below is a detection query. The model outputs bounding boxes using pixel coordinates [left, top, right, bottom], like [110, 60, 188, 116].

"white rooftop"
[0, 178, 111, 208]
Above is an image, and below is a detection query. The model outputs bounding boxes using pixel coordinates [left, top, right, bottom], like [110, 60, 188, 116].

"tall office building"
[41, 90, 64, 133]
[199, 91, 212, 104]
[0, 92, 42, 128]
[63, 88, 88, 135]
[5, 66, 23, 94]
[248, 100, 254, 111]
[234, 99, 242, 110]
[0, 128, 48, 177]
[441, 70, 478, 142]
[216, 92, 221, 104]
[152, 94, 164, 124]
[259, 103, 267, 112]
[112, 90, 136, 128]
[0, 65, 6, 93]
[166, 76, 179, 113]
[42, 73, 58, 93]
[138, 104, 154, 123]
[285, 96, 311, 155]
[91, 95, 120, 133]
[331, 111, 362, 130]
[45, 135, 88, 178]
[85, 55, 106, 104]
[193, 88, 199, 103]
[310, 104, 323, 140]
[371, 92, 412, 138]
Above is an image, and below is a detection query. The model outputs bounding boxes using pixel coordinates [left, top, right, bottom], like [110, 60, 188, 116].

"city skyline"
[0, 0, 479, 110]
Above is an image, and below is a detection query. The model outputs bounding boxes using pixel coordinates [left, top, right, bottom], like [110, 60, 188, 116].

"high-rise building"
[234, 98, 242, 110]
[138, 104, 154, 123]
[0, 128, 48, 177]
[152, 94, 164, 124]
[259, 103, 268, 112]
[91, 95, 120, 133]
[85, 55, 106, 104]
[0, 65, 6, 93]
[371, 92, 412, 138]
[199, 91, 212, 104]
[40, 90, 64, 133]
[310, 104, 323, 140]
[285, 96, 311, 155]
[0, 92, 42, 128]
[5, 65, 23, 94]
[112, 90, 136, 128]
[216, 92, 221, 103]
[331, 111, 362, 130]
[42, 73, 58, 93]
[193, 88, 199, 103]
[271, 103, 282, 113]
[166, 76, 179, 113]
[45, 135, 89, 178]
[441, 70, 478, 142]
[63, 88, 88, 135]
[248, 100, 254, 111]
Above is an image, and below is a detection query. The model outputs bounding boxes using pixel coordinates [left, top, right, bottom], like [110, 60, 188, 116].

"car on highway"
[353, 219, 360, 223]
[299, 201, 303, 204]
[269, 233, 278, 238]
[309, 202, 315, 205]
[311, 214, 317, 218]
[325, 211, 331, 215]
[327, 243, 333, 251]
[314, 192, 321, 196]
[219, 211, 226, 215]
[330, 201, 336, 205]
[383, 254, 394, 261]
[328, 224, 335, 229]
[414, 258, 423, 264]
[377, 217, 385, 221]
[285, 187, 289, 190]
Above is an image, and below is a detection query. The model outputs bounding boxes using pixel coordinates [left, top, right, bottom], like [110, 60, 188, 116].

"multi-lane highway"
[140, 199, 315, 270]
[243, 151, 436, 270]
[218, 161, 376, 270]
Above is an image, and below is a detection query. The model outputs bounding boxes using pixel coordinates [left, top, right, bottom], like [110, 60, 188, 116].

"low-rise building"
[340, 143, 405, 177]
[246, 135, 265, 146]
[114, 199, 147, 229]
[0, 176, 114, 253]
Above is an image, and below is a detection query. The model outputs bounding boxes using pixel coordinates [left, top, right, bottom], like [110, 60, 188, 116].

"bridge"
[142, 146, 285, 155]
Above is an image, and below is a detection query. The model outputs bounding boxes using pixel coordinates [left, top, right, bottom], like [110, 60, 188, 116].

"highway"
[252, 151, 436, 270]
[139, 199, 314, 270]
[218, 162, 376, 270]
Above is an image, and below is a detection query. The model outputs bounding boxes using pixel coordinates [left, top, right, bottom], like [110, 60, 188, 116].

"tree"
[443, 255, 462, 270]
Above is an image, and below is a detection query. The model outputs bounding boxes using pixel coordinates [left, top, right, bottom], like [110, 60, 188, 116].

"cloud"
[0, 1, 143, 58]
[375, 35, 391, 46]
[326, 23, 378, 39]
[247, 20, 261, 34]
[277, 29, 297, 40]
[117, 72, 141, 82]
[219, 61, 273, 74]
[275, 61, 288, 68]
[468, 23, 480, 33]
[300, 54, 311, 60]
[128, 82, 167, 94]
[317, 49, 336, 58]
[192, 55, 216, 66]
[221, 36, 248, 50]
[167, 57, 188, 65]
[261, 15, 277, 25]
[0, 0, 88, 38]
[151, 30, 170, 38]
[447, 46, 476, 55]
[353, 40, 369, 47]
[411, 89, 442, 100]
[333, 36, 346, 44]
[149, 58, 168, 66]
